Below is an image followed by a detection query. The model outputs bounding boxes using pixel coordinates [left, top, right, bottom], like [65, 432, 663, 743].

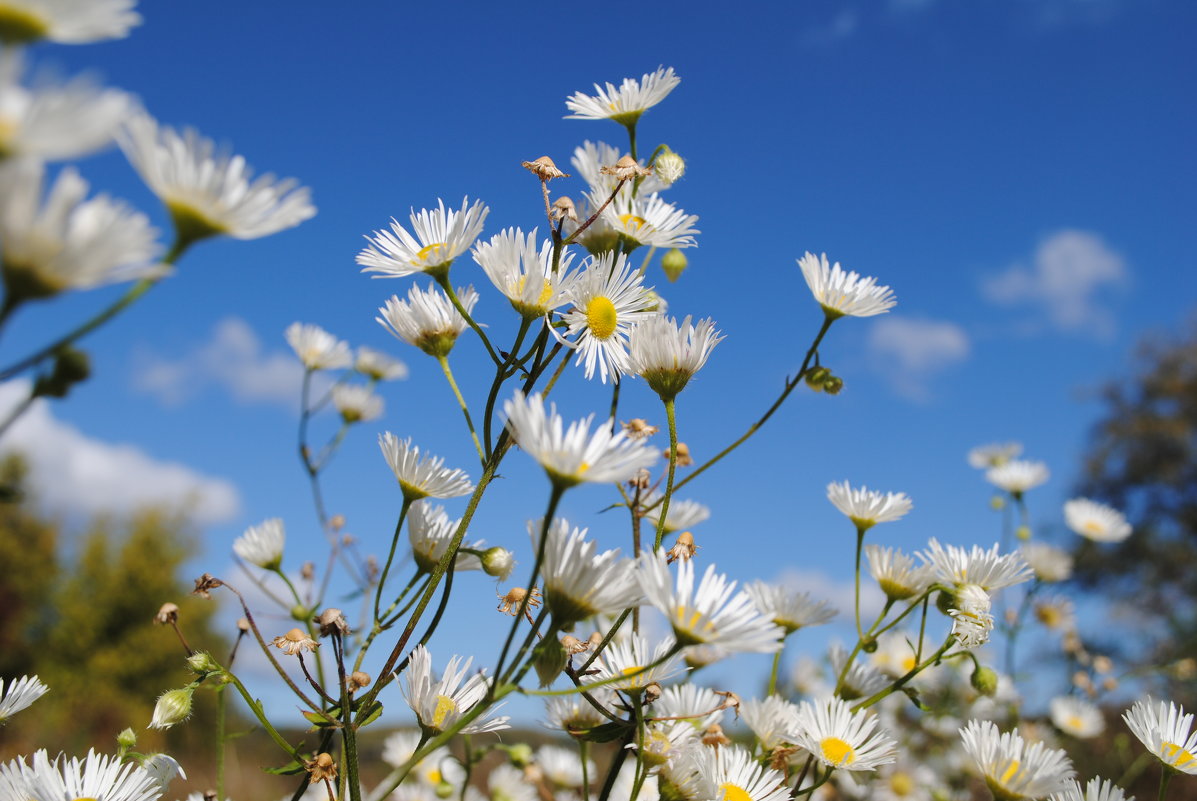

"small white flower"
[533, 516, 642, 627]
[826, 481, 912, 530]
[535, 745, 594, 789]
[918, 538, 1032, 591]
[407, 501, 483, 574]
[331, 384, 384, 423]
[959, 719, 1075, 799]
[597, 190, 700, 251]
[629, 314, 723, 399]
[1122, 697, 1197, 775]
[561, 250, 659, 384]
[358, 197, 488, 279]
[564, 67, 681, 125]
[949, 584, 994, 649]
[355, 346, 408, 381]
[1064, 498, 1132, 543]
[233, 518, 285, 570]
[792, 696, 898, 771]
[1020, 542, 1073, 583]
[489, 763, 538, 801]
[744, 580, 836, 634]
[643, 495, 710, 534]
[654, 684, 726, 730]
[543, 688, 617, 735]
[471, 227, 580, 319]
[798, 252, 896, 319]
[692, 745, 790, 801]
[0, 0, 141, 44]
[866, 545, 933, 601]
[0, 675, 47, 722]
[968, 441, 1023, 469]
[986, 459, 1050, 495]
[1049, 777, 1134, 801]
[376, 283, 477, 359]
[585, 632, 685, 692]
[571, 141, 667, 196]
[830, 644, 888, 700]
[379, 432, 473, 501]
[285, 322, 352, 370]
[741, 695, 803, 751]
[0, 749, 160, 801]
[1050, 696, 1105, 739]
[402, 645, 509, 735]
[119, 113, 315, 242]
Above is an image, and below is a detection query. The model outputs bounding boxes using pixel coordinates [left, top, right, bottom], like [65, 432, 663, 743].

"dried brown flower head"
[522, 156, 569, 181]
[192, 574, 224, 599]
[623, 418, 659, 440]
[551, 196, 578, 223]
[305, 753, 338, 784]
[601, 155, 652, 181]
[315, 608, 350, 637]
[666, 531, 699, 564]
[272, 628, 319, 655]
[155, 602, 179, 625]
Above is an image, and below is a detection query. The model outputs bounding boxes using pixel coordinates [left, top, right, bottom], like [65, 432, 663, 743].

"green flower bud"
[116, 727, 137, 750]
[435, 780, 455, 799]
[290, 604, 310, 621]
[661, 248, 688, 282]
[1015, 525, 1031, 541]
[149, 686, 194, 729]
[805, 366, 832, 390]
[503, 743, 534, 768]
[823, 376, 844, 395]
[971, 665, 999, 696]
[861, 637, 878, 653]
[935, 590, 956, 616]
[186, 651, 222, 676]
[533, 637, 567, 687]
[990, 495, 1006, 510]
[654, 150, 686, 185]
[33, 347, 91, 399]
[481, 547, 515, 581]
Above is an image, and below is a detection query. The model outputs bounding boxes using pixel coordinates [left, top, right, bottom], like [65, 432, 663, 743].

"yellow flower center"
[999, 759, 1022, 786]
[431, 693, 457, 729]
[820, 737, 856, 766]
[621, 665, 643, 676]
[0, 5, 50, 44]
[1162, 742, 1195, 769]
[889, 772, 915, 796]
[1067, 715, 1084, 731]
[619, 213, 648, 232]
[425, 769, 443, 785]
[720, 782, 752, 801]
[900, 655, 917, 673]
[515, 275, 554, 307]
[1083, 520, 1104, 535]
[417, 242, 449, 264]
[586, 296, 618, 340]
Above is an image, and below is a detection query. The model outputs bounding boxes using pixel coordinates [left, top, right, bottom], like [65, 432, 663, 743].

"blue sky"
[1, 0, 1194, 719]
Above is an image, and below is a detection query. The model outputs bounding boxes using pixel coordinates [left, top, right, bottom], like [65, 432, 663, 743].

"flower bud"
[1015, 525, 1031, 541]
[823, 375, 844, 395]
[533, 637, 567, 687]
[971, 666, 999, 696]
[861, 637, 878, 653]
[33, 347, 91, 399]
[661, 248, 688, 282]
[805, 366, 831, 390]
[187, 651, 222, 676]
[150, 687, 195, 729]
[654, 150, 686, 185]
[290, 604, 310, 621]
[435, 781, 456, 799]
[505, 743, 534, 768]
[116, 728, 138, 750]
[481, 547, 515, 581]
[348, 671, 371, 691]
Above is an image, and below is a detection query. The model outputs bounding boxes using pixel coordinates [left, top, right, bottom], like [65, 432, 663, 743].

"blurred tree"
[1072, 322, 1197, 705]
[0, 456, 58, 679]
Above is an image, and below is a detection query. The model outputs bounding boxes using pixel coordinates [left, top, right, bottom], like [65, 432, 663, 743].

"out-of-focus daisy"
[741, 695, 803, 751]
[986, 460, 1050, 496]
[1049, 777, 1134, 801]
[561, 250, 659, 383]
[402, 645, 509, 735]
[792, 696, 898, 772]
[870, 632, 920, 679]
[1064, 498, 1132, 543]
[948, 583, 995, 649]
[355, 346, 407, 381]
[380, 730, 465, 788]
[871, 762, 938, 801]
[968, 442, 1023, 469]
[544, 689, 616, 736]
[637, 550, 783, 653]
[408, 501, 483, 574]
[744, 580, 835, 634]
[865, 545, 933, 602]
[379, 433, 473, 501]
[643, 495, 709, 534]
[502, 391, 658, 488]
[564, 66, 680, 126]
[629, 314, 723, 400]
[691, 744, 789, 801]
[827, 481, 912, 530]
[376, 283, 477, 359]
[0, 160, 162, 306]
[285, 322, 352, 371]
[585, 632, 685, 692]
[331, 384, 383, 423]
[918, 538, 1031, 591]
[233, 518, 285, 570]
[0, 748, 160, 801]
[959, 719, 1075, 799]
[1122, 697, 1197, 775]
[654, 684, 726, 730]
[533, 516, 641, 628]
[1050, 696, 1105, 739]
[119, 113, 315, 245]
[1034, 595, 1075, 631]
[535, 745, 594, 790]
[471, 227, 579, 320]
[0, 0, 141, 44]
[571, 141, 666, 196]
[1021, 542, 1073, 583]
[830, 644, 888, 700]
[488, 764, 537, 801]
[597, 190, 700, 251]
[798, 252, 896, 319]
[358, 197, 488, 280]
[0, 56, 131, 161]
[0, 675, 47, 722]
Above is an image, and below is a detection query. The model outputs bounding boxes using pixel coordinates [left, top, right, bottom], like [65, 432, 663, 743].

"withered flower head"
[305, 753, 338, 784]
[301, 561, 316, 580]
[628, 468, 651, 490]
[664, 442, 693, 467]
[561, 635, 590, 655]
[702, 722, 731, 747]
[497, 586, 542, 622]
[272, 628, 319, 655]
[192, 574, 224, 599]
[551, 196, 578, 223]
[315, 608, 350, 637]
[601, 155, 653, 181]
[623, 418, 659, 440]
[329, 514, 346, 531]
[714, 690, 742, 718]
[155, 602, 179, 625]
[236, 617, 250, 632]
[643, 682, 662, 704]
[666, 531, 699, 564]
[522, 156, 569, 181]
[348, 671, 371, 691]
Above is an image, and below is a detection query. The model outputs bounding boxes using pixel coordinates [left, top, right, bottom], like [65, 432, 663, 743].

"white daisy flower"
[637, 550, 783, 653]
[1050, 696, 1105, 739]
[0, 0, 140, 44]
[826, 481, 912, 530]
[561, 250, 659, 384]
[792, 696, 898, 772]
[285, 322, 352, 371]
[1064, 498, 1132, 543]
[380, 730, 464, 787]
[119, 113, 315, 244]
[1020, 542, 1073, 583]
[629, 314, 723, 400]
[865, 545, 934, 602]
[597, 190, 700, 251]
[869, 632, 920, 679]
[402, 645, 508, 735]
[654, 684, 726, 730]
[643, 495, 710, 535]
[633, 720, 700, 773]
[959, 719, 1075, 799]
[1122, 697, 1197, 775]
[0, 674, 47, 722]
[536, 745, 594, 789]
[533, 516, 642, 628]
[358, 197, 488, 280]
[232, 518, 285, 570]
[830, 644, 888, 700]
[968, 441, 1024, 469]
[741, 695, 803, 751]
[0, 748, 160, 801]
[489, 763, 538, 801]
[502, 391, 658, 488]
[138, 753, 186, 796]
[378, 432, 473, 501]
[692, 744, 789, 801]
[355, 346, 408, 381]
[986, 460, 1050, 496]
[948, 584, 995, 649]
[564, 67, 681, 125]
[471, 227, 580, 320]
[586, 632, 686, 692]
[571, 141, 666, 196]
[377, 283, 477, 359]
[744, 580, 836, 634]
[1034, 595, 1076, 631]
[610, 762, 660, 801]
[918, 538, 1032, 591]
[0, 160, 162, 303]
[798, 252, 896, 319]
[543, 689, 617, 735]
[0, 55, 131, 161]
[1049, 777, 1134, 801]
[331, 383, 384, 423]
[871, 762, 939, 801]
[408, 501, 483, 574]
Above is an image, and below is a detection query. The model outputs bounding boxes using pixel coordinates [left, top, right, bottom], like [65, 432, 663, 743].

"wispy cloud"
[133, 317, 334, 410]
[981, 229, 1127, 338]
[774, 566, 884, 623]
[801, 9, 860, 46]
[0, 380, 240, 525]
[867, 316, 970, 401]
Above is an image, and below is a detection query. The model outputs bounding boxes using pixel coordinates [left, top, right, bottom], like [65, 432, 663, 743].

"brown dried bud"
[643, 682, 662, 704]
[601, 155, 652, 180]
[155, 602, 179, 625]
[1072, 670, 1092, 691]
[522, 156, 569, 181]
[623, 418, 659, 440]
[714, 690, 742, 718]
[497, 586, 542, 619]
[561, 635, 589, 655]
[272, 628, 319, 655]
[702, 722, 731, 747]
[341, 533, 356, 545]
[306, 753, 337, 784]
[329, 514, 346, 531]
[588, 631, 605, 648]
[664, 442, 693, 467]
[236, 617, 250, 632]
[628, 468, 651, 491]
[301, 561, 315, 580]
[769, 746, 799, 772]
[1102, 676, 1118, 692]
[192, 574, 223, 599]
[366, 556, 379, 583]
[551, 196, 578, 223]
[1092, 655, 1113, 675]
[315, 608, 350, 637]
[666, 531, 699, 564]
[348, 671, 372, 691]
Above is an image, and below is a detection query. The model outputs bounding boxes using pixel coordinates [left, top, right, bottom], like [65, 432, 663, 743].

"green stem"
[767, 648, 783, 697]
[437, 355, 485, 464]
[853, 525, 868, 640]
[373, 498, 414, 625]
[435, 275, 502, 368]
[224, 671, 303, 759]
[215, 686, 227, 800]
[851, 637, 954, 712]
[1158, 769, 1173, 801]
[653, 397, 679, 551]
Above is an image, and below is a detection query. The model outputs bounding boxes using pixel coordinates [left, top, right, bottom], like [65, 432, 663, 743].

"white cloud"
[982, 230, 1127, 337]
[774, 566, 884, 623]
[867, 316, 970, 401]
[801, 9, 860, 46]
[0, 380, 240, 525]
[132, 317, 333, 410]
